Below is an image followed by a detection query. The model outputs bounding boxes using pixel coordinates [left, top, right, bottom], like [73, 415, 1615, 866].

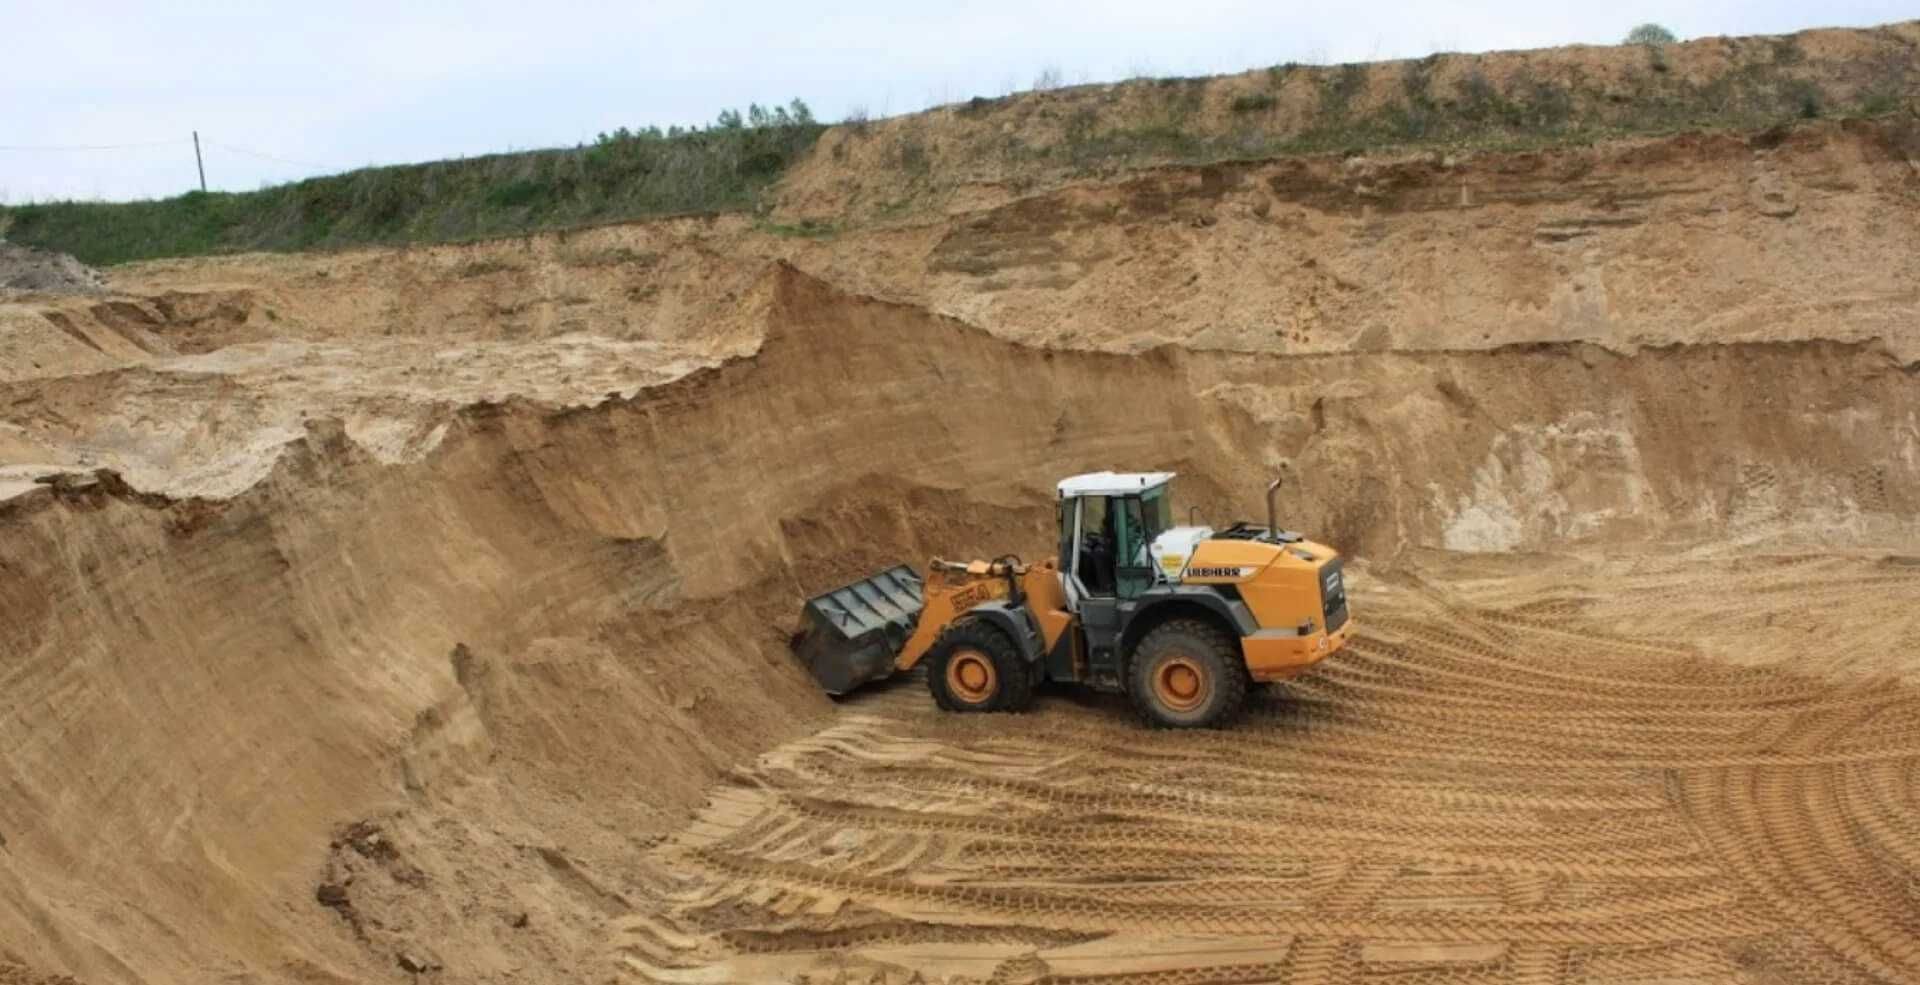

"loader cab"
[1058, 471, 1175, 602]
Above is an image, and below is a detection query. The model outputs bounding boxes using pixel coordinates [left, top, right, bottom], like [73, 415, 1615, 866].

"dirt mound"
[0, 242, 105, 295]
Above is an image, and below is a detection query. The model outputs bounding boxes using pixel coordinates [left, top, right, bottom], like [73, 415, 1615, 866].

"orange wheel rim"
[1153, 655, 1209, 713]
[946, 649, 998, 703]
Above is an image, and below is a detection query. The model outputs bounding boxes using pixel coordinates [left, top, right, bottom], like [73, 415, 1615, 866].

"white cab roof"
[1057, 471, 1175, 498]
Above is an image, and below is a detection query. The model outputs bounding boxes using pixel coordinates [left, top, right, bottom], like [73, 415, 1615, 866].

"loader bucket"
[793, 564, 924, 695]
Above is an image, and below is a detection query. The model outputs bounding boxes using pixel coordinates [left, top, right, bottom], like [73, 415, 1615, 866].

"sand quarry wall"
[8, 119, 1917, 503]
[65, 118, 1920, 367]
[5, 265, 1920, 982]
[0, 115, 1918, 981]
[771, 21, 1920, 222]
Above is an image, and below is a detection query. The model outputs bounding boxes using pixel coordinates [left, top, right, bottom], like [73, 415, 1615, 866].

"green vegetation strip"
[3, 102, 823, 266]
[6, 34, 1916, 266]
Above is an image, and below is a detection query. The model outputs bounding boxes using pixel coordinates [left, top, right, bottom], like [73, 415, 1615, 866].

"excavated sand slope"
[2, 78, 1919, 985]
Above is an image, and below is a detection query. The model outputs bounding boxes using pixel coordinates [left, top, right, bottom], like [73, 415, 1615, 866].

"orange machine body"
[897, 547, 1350, 685]
[1179, 537, 1352, 681]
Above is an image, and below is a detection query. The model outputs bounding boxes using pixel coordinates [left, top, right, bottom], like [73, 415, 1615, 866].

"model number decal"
[949, 582, 998, 612]
[1188, 566, 1249, 579]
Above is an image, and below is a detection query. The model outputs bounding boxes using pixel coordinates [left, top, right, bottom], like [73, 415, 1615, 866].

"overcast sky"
[4, 1, 1913, 203]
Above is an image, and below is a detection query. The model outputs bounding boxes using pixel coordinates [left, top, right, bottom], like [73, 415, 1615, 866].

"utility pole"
[192, 131, 207, 192]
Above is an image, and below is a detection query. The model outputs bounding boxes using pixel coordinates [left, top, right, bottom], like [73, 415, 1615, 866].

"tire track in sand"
[612, 563, 1920, 985]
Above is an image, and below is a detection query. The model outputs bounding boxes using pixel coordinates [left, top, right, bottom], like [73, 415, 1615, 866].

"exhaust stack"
[1266, 476, 1283, 537]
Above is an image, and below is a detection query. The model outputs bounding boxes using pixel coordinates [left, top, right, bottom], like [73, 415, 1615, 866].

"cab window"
[1141, 487, 1172, 539]
[1115, 495, 1157, 598]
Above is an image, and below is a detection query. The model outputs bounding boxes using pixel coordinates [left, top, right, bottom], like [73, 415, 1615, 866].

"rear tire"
[926, 618, 1035, 713]
[1127, 619, 1246, 728]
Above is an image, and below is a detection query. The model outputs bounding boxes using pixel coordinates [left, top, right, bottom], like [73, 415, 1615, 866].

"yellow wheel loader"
[793, 472, 1353, 728]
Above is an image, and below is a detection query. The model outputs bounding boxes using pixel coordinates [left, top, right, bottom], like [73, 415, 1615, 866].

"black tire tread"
[925, 617, 1035, 713]
[1127, 617, 1247, 729]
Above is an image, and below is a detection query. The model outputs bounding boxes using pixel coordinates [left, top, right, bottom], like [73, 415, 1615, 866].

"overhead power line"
[0, 138, 189, 152]
[202, 138, 340, 172]
[0, 135, 338, 171]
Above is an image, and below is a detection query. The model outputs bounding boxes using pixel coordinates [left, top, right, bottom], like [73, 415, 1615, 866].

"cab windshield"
[1115, 486, 1173, 597]
[1140, 487, 1172, 539]
[1061, 481, 1178, 599]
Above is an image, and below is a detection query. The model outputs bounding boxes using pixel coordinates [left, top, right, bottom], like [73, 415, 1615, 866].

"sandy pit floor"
[603, 550, 1920, 985]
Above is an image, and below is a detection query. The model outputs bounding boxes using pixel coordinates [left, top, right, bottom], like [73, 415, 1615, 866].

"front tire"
[1128, 619, 1247, 728]
[926, 618, 1034, 713]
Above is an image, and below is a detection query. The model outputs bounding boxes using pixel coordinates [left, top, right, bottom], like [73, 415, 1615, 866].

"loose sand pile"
[0, 241, 105, 295]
